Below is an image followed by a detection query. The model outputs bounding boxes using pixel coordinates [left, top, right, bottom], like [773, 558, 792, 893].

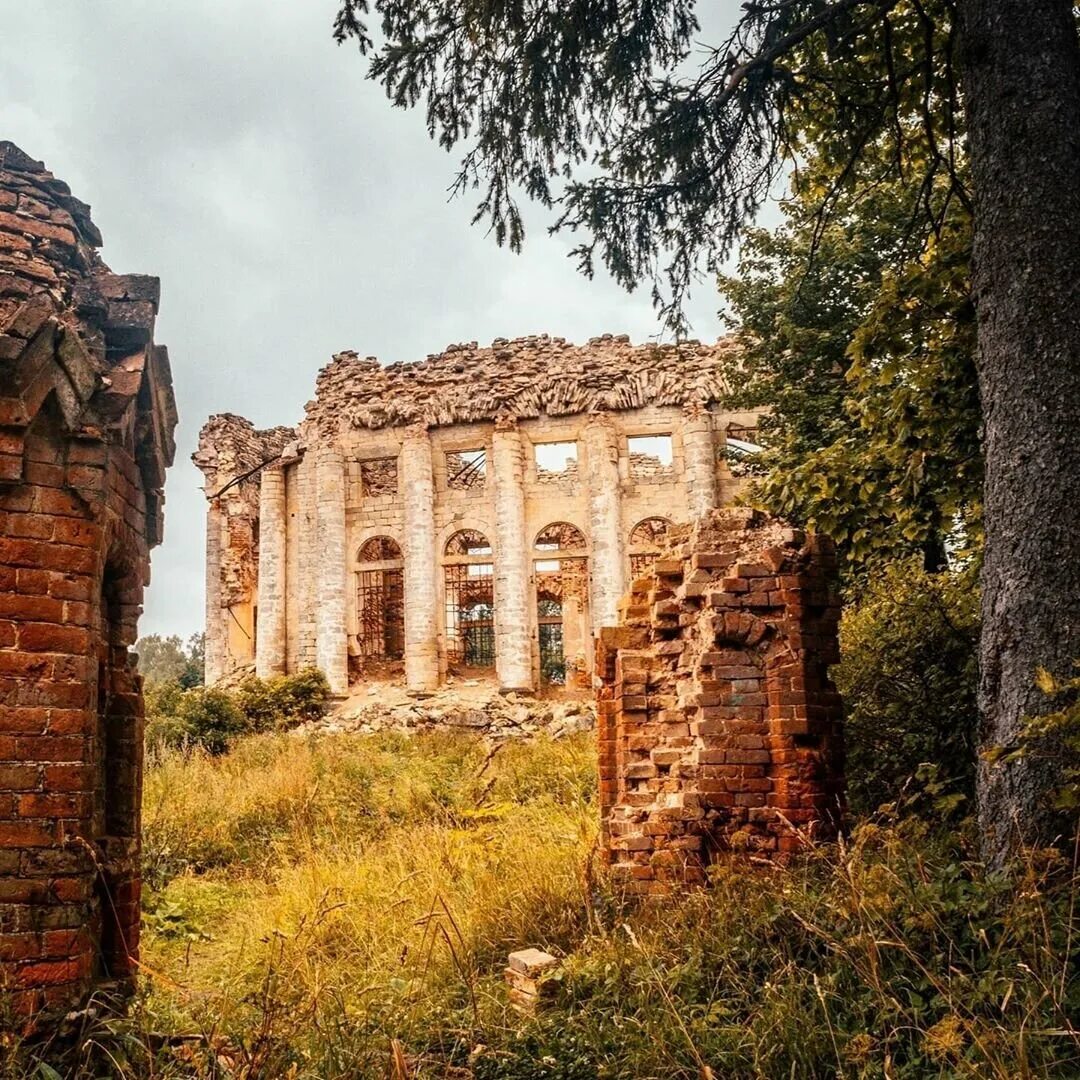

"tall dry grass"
[137, 731, 598, 1074]
[7, 732, 1078, 1079]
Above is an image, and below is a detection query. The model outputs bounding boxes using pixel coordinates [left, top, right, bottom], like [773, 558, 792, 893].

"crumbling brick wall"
[0, 143, 176, 1023]
[596, 509, 843, 893]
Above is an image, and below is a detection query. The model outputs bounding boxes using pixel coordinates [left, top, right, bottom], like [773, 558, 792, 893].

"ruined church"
[0, 138, 842, 1020]
[195, 337, 762, 697]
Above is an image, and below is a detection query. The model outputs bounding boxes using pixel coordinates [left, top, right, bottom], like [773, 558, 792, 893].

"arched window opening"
[534, 523, 589, 686]
[534, 522, 587, 570]
[444, 529, 492, 557]
[444, 529, 495, 668]
[359, 536, 402, 562]
[356, 536, 405, 660]
[629, 516, 674, 577]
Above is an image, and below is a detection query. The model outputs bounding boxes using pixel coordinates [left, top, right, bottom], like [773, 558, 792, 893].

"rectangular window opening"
[360, 457, 399, 497]
[446, 448, 487, 490]
[534, 440, 578, 482]
[628, 434, 674, 482]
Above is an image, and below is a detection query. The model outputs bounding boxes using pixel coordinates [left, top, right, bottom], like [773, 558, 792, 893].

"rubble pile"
[308, 684, 595, 740]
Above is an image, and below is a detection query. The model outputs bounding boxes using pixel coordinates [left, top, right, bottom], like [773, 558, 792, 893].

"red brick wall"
[596, 509, 844, 895]
[0, 142, 175, 1025]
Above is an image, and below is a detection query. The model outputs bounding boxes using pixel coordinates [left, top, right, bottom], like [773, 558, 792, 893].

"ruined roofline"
[308, 332, 740, 434]
[192, 413, 299, 490]
[0, 140, 104, 250]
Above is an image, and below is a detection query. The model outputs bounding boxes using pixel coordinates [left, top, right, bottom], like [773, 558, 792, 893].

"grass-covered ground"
[9, 730, 1079, 1079]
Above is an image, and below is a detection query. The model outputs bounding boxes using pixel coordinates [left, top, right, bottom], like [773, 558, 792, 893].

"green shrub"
[233, 667, 331, 731]
[835, 561, 979, 814]
[175, 687, 247, 754]
[146, 684, 246, 755]
[146, 668, 331, 754]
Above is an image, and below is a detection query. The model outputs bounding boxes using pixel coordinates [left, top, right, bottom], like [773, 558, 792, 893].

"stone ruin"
[0, 144, 844, 1031]
[597, 509, 844, 890]
[0, 143, 176, 1022]
[195, 336, 762, 702]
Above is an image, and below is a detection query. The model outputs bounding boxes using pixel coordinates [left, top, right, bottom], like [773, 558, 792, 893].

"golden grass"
[8, 731, 1077, 1079]
[139, 731, 598, 1064]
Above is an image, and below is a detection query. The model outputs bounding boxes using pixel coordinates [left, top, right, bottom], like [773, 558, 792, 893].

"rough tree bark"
[957, 0, 1080, 865]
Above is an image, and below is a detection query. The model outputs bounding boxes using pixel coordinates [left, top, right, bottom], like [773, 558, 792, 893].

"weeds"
[6, 731, 1078, 1078]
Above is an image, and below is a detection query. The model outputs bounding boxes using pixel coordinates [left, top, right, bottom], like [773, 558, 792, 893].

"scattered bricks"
[598, 508, 844, 892]
[505, 948, 559, 1013]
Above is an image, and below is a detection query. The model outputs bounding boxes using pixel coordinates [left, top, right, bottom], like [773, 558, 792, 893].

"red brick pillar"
[0, 142, 176, 1026]
[597, 510, 844, 895]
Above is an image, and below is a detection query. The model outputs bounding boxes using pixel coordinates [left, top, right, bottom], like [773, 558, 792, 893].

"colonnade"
[246, 410, 719, 695]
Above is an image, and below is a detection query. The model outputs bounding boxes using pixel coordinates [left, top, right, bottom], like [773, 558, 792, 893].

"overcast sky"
[0, 1, 746, 640]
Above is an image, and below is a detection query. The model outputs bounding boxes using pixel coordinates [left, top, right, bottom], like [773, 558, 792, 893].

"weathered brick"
[598, 508, 843, 892]
[0, 145, 174, 1023]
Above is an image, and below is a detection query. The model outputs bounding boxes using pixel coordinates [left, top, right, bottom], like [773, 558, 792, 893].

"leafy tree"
[335, 0, 1080, 865]
[718, 155, 979, 570]
[135, 633, 206, 689]
[835, 561, 979, 813]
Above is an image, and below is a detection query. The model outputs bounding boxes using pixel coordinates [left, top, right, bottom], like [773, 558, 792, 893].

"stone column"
[401, 424, 440, 691]
[315, 445, 349, 696]
[204, 498, 227, 684]
[492, 417, 533, 691]
[255, 466, 287, 677]
[682, 403, 719, 518]
[584, 412, 624, 635]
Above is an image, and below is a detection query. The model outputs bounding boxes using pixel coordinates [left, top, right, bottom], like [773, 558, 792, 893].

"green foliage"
[145, 668, 330, 754]
[834, 562, 980, 814]
[135, 633, 205, 689]
[233, 667, 331, 732]
[155, 687, 246, 756]
[333, 0, 965, 327]
[991, 665, 1080, 823]
[718, 153, 980, 568]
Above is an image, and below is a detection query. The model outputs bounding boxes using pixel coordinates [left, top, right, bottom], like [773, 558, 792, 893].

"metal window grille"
[630, 553, 659, 577]
[537, 596, 566, 685]
[356, 568, 405, 659]
[444, 562, 495, 667]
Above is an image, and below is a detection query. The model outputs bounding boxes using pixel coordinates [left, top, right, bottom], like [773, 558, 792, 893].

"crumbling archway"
[628, 516, 674, 577]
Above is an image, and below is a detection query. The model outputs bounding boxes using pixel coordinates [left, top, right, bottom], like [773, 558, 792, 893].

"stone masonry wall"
[596, 509, 843, 894]
[193, 415, 295, 684]
[0, 143, 176, 1023]
[198, 329, 762, 693]
[308, 334, 739, 436]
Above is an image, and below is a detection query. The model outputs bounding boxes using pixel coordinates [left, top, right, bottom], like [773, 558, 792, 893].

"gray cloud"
[1, 1, 738, 638]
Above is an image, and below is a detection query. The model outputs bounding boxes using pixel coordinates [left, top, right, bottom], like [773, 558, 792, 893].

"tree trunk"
[957, 0, 1080, 866]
